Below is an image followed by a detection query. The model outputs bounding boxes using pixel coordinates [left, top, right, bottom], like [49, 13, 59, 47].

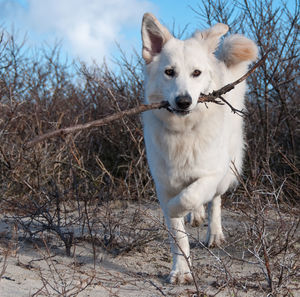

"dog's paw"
[167, 270, 193, 285]
[185, 206, 205, 227]
[185, 212, 203, 227]
[205, 232, 225, 248]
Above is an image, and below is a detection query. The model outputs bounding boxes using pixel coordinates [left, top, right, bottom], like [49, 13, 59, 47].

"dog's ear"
[141, 13, 173, 64]
[194, 23, 229, 52]
[218, 35, 258, 67]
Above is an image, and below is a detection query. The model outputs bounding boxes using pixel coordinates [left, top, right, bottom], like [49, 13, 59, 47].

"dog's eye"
[192, 69, 202, 77]
[165, 68, 175, 77]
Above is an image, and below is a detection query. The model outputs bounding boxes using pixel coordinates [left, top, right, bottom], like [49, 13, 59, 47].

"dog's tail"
[218, 35, 258, 67]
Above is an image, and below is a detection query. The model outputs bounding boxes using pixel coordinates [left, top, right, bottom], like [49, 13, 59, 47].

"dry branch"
[25, 51, 269, 148]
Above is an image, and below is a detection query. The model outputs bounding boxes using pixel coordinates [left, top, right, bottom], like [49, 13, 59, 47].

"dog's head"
[141, 13, 228, 116]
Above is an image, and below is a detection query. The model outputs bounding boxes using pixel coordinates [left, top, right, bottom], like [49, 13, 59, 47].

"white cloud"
[0, 0, 154, 63]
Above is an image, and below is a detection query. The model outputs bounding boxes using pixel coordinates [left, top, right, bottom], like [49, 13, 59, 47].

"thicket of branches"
[0, 0, 299, 296]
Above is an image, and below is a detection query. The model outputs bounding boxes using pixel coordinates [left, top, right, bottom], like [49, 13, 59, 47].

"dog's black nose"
[175, 95, 192, 110]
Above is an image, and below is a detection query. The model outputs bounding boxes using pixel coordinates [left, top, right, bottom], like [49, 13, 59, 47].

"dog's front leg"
[164, 215, 193, 284]
[167, 176, 218, 219]
[158, 187, 193, 284]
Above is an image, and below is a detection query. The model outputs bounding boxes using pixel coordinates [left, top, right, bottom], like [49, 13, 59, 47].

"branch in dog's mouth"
[198, 93, 246, 116]
[25, 51, 270, 148]
[162, 94, 243, 116]
[164, 104, 191, 115]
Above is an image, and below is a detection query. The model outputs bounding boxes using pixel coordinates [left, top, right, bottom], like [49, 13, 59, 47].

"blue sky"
[0, 0, 206, 65]
[0, 0, 294, 66]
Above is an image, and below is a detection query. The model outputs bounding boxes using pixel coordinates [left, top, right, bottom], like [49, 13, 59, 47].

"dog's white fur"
[141, 13, 258, 284]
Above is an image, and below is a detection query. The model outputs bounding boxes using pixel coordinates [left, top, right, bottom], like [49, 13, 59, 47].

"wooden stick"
[25, 102, 168, 148]
[25, 51, 269, 148]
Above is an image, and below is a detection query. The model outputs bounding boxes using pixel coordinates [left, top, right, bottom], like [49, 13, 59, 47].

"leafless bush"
[31, 237, 95, 297]
[0, 23, 155, 254]
[194, 0, 299, 202]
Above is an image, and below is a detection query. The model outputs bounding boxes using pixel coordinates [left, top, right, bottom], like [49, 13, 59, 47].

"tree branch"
[25, 51, 270, 148]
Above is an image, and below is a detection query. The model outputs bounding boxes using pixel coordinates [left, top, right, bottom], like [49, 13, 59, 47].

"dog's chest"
[162, 132, 200, 168]
[153, 128, 218, 190]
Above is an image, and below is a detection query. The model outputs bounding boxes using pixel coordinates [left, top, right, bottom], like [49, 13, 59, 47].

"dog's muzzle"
[175, 95, 192, 110]
[166, 95, 192, 115]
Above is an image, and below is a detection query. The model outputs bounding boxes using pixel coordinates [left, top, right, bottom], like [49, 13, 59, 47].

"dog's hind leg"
[205, 195, 225, 247]
[185, 205, 205, 227]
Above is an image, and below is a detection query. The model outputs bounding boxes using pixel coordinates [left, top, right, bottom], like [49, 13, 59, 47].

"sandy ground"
[0, 202, 299, 297]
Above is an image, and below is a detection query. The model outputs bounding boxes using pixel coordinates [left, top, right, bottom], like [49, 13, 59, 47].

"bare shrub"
[0, 23, 155, 254]
[31, 238, 95, 297]
[193, 0, 299, 202]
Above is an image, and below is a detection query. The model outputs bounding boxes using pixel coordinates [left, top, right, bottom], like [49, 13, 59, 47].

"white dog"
[141, 13, 257, 284]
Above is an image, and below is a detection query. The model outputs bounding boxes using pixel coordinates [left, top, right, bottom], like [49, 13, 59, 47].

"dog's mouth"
[166, 106, 191, 116]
